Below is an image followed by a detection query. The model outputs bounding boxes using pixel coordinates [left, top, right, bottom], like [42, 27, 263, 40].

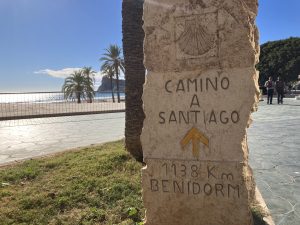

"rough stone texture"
[142, 0, 259, 224]
[143, 159, 252, 224]
[143, 0, 259, 73]
[254, 187, 275, 225]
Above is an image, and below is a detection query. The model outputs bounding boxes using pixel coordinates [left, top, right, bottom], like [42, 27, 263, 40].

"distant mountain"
[257, 37, 300, 85]
[97, 76, 125, 92]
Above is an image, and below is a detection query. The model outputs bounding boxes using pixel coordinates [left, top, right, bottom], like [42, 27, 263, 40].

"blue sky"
[0, 0, 299, 92]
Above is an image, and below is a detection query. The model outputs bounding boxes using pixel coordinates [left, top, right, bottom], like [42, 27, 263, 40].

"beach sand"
[0, 101, 125, 120]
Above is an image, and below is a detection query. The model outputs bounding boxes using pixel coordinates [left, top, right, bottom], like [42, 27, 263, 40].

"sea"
[0, 92, 125, 104]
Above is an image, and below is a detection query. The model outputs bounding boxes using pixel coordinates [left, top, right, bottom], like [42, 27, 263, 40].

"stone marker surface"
[141, 0, 259, 225]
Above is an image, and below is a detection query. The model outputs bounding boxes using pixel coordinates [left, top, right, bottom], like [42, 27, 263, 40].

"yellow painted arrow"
[180, 128, 209, 158]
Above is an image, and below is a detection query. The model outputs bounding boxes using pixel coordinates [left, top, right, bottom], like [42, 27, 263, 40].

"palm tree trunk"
[77, 92, 81, 104]
[115, 65, 121, 103]
[122, 0, 145, 162]
[110, 76, 115, 103]
[87, 75, 93, 103]
[88, 93, 92, 103]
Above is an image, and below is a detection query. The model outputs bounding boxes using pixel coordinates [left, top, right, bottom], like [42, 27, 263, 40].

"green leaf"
[128, 207, 138, 216]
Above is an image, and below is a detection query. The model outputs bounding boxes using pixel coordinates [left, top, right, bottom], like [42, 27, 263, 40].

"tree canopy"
[257, 37, 300, 85]
[100, 45, 125, 103]
[62, 70, 94, 104]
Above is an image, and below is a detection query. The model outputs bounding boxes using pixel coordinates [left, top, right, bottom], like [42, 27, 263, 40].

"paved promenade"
[248, 98, 300, 225]
[0, 98, 299, 224]
[0, 113, 125, 165]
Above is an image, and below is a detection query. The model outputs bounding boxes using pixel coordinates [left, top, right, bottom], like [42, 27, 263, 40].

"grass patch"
[0, 140, 270, 225]
[0, 141, 144, 225]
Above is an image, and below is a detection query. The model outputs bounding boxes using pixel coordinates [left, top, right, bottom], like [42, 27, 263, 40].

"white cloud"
[34, 68, 83, 78]
[34, 68, 126, 89]
[34, 68, 105, 90]
[35, 68, 105, 79]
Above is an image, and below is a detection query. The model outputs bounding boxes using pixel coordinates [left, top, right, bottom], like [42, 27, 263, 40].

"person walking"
[275, 77, 285, 104]
[265, 76, 275, 104]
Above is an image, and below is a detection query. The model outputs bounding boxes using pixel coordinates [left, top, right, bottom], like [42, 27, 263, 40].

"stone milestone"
[141, 0, 260, 225]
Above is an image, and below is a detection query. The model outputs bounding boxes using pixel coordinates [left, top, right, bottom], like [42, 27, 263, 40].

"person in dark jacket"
[265, 77, 275, 104]
[275, 77, 285, 104]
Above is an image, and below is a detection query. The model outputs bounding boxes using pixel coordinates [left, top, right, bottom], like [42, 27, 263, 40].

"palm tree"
[122, 0, 145, 162]
[100, 45, 124, 103]
[82, 67, 96, 103]
[101, 64, 116, 103]
[62, 70, 94, 104]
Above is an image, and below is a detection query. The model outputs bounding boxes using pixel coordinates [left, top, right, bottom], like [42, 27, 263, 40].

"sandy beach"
[0, 101, 125, 120]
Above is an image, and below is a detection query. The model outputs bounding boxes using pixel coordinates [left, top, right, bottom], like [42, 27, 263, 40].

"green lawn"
[0, 140, 267, 225]
[0, 141, 144, 225]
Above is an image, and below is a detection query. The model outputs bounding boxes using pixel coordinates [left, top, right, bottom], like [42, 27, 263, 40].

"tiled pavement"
[248, 98, 300, 225]
[0, 113, 125, 165]
[0, 98, 299, 224]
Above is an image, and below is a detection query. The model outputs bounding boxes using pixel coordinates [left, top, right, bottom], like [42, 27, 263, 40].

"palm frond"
[61, 69, 95, 101]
